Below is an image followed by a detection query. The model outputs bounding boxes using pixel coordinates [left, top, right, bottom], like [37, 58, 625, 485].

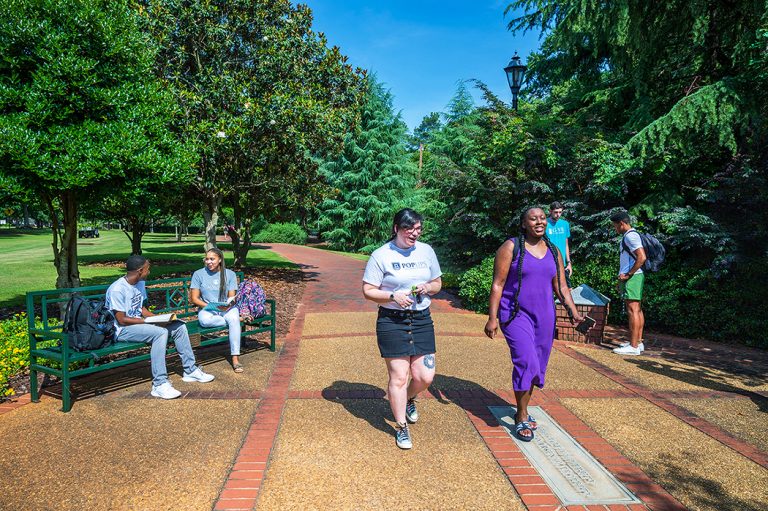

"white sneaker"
[182, 367, 215, 383]
[405, 398, 419, 424]
[151, 381, 181, 399]
[395, 422, 412, 450]
[613, 344, 642, 356]
[619, 341, 645, 352]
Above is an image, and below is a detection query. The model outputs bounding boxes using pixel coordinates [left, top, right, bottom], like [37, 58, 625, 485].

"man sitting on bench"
[105, 255, 215, 399]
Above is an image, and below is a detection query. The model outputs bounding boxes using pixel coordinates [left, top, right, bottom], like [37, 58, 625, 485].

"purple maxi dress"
[498, 243, 557, 391]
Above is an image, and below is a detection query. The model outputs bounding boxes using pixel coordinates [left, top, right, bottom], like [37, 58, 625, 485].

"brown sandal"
[233, 362, 244, 373]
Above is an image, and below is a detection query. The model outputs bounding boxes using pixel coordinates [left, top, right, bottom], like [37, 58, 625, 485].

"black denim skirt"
[376, 307, 436, 358]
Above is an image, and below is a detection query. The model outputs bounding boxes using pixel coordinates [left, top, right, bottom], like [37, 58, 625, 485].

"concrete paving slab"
[0, 398, 259, 511]
[561, 397, 768, 511]
[302, 312, 377, 336]
[431, 312, 488, 334]
[437, 338, 622, 391]
[291, 335, 386, 390]
[292, 335, 621, 393]
[258, 399, 525, 510]
[670, 397, 768, 452]
[572, 345, 768, 392]
[301, 311, 491, 338]
[546, 350, 622, 390]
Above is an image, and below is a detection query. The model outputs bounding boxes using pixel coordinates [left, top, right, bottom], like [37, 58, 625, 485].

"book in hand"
[203, 296, 235, 312]
[144, 313, 177, 324]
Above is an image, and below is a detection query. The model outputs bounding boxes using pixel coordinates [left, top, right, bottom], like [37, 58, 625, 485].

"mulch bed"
[2, 265, 307, 398]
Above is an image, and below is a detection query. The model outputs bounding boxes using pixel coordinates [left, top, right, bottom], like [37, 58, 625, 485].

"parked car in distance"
[78, 227, 100, 238]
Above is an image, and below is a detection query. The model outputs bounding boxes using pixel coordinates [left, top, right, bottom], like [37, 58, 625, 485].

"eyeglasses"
[402, 225, 423, 234]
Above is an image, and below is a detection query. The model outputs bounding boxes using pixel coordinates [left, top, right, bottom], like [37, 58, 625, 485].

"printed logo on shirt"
[129, 292, 143, 317]
[392, 261, 428, 271]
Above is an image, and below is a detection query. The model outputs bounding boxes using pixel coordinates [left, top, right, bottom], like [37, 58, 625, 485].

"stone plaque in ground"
[489, 406, 641, 506]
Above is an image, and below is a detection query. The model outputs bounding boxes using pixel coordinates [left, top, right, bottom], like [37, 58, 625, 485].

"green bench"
[26, 272, 276, 412]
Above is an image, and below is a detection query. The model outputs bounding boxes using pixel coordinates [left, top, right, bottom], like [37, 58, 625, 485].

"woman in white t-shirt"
[190, 248, 242, 372]
[362, 208, 443, 449]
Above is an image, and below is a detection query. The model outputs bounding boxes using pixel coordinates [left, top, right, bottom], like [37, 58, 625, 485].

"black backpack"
[622, 229, 666, 272]
[63, 294, 117, 351]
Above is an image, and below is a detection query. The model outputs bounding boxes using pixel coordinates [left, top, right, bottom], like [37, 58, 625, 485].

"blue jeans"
[198, 307, 241, 356]
[117, 320, 198, 386]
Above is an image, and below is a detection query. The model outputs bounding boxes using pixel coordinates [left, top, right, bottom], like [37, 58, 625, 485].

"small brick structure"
[556, 284, 610, 343]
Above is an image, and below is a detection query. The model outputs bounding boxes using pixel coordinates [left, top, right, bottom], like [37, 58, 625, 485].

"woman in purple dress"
[484, 207, 584, 441]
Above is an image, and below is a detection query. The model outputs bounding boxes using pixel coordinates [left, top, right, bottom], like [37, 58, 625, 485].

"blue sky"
[303, 0, 542, 131]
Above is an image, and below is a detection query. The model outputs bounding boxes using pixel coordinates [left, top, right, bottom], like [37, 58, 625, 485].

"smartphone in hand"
[575, 316, 596, 334]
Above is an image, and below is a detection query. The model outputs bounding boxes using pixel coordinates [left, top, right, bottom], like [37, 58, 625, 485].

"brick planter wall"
[555, 302, 609, 343]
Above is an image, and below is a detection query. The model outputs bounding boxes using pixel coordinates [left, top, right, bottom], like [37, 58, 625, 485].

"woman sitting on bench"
[190, 248, 243, 372]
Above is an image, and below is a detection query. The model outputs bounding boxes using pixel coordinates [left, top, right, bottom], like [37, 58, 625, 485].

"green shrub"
[576, 256, 767, 348]
[440, 271, 461, 290]
[358, 243, 380, 255]
[458, 256, 495, 314]
[0, 313, 59, 397]
[253, 223, 307, 245]
[643, 262, 766, 348]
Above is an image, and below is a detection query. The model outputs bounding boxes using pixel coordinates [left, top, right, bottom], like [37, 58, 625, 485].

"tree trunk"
[23, 204, 31, 228]
[230, 227, 242, 259]
[49, 191, 81, 290]
[231, 201, 252, 269]
[175, 224, 182, 242]
[233, 223, 252, 269]
[131, 221, 144, 255]
[202, 195, 221, 251]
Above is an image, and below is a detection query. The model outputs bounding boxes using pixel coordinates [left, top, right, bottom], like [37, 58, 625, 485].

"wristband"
[389, 292, 395, 302]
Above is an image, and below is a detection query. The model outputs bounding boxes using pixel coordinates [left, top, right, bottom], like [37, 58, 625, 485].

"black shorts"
[376, 307, 436, 358]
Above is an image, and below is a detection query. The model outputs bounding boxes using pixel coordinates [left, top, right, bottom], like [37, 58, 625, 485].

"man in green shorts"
[610, 211, 647, 355]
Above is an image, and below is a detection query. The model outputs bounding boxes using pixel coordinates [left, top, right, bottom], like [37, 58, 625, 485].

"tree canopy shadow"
[432, 289, 465, 310]
[292, 263, 320, 282]
[321, 381, 391, 435]
[648, 459, 767, 511]
[625, 357, 768, 412]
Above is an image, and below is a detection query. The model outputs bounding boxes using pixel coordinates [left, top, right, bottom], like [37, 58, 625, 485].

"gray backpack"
[622, 229, 666, 272]
[63, 294, 117, 351]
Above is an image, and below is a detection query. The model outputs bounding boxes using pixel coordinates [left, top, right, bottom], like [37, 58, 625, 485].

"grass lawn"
[0, 228, 295, 307]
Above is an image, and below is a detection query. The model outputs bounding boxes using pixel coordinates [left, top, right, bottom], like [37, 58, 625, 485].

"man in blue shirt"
[546, 201, 572, 287]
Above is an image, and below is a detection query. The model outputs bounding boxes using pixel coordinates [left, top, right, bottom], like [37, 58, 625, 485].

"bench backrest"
[26, 271, 245, 333]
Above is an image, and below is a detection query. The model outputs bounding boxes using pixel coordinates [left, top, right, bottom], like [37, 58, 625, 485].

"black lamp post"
[504, 52, 527, 110]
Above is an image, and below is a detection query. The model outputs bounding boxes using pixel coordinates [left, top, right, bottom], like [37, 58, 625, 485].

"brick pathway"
[205, 244, 761, 511]
[203, 244, 768, 511]
[4, 244, 765, 510]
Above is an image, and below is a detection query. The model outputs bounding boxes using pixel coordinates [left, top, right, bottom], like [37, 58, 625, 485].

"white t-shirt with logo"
[363, 241, 442, 311]
[105, 277, 147, 336]
[619, 230, 644, 275]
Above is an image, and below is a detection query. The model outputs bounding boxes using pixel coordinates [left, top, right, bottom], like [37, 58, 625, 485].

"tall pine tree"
[319, 75, 417, 252]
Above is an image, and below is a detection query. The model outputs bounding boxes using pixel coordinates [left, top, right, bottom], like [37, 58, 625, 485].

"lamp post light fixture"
[504, 52, 527, 110]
